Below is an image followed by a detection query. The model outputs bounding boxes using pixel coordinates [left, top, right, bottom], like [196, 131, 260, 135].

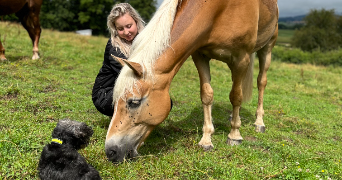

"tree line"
[3, 0, 157, 36]
[3, 4, 341, 53]
[291, 9, 342, 52]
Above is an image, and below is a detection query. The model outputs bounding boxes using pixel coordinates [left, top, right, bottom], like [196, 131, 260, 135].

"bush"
[272, 46, 342, 66]
[291, 9, 342, 52]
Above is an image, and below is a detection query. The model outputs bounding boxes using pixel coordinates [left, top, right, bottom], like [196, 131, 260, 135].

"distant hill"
[279, 15, 306, 23]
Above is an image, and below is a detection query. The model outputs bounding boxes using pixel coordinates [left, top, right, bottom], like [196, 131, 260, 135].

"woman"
[92, 3, 145, 116]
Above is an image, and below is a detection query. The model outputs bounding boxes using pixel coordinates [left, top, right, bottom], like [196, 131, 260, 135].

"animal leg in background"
[192, 51, 214, 151]
[0, 34, 6, 61]
[16, 3, 41, 60]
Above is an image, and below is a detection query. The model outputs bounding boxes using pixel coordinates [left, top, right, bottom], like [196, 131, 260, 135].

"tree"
[40, 0, 80, 31]
[77, 0, 157, 35]
[77, 0, 116, 35]
[291, 9, 342, 52]
[129, 0, 157, 22]
[2, 0, 157, 35]
[39, 0, 157, 35]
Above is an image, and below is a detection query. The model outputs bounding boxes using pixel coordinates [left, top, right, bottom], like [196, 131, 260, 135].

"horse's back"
[0, 0, 27, 15]
[190, 0, 278, 61]
[0, 0, 42, 15]
[211, 0, 278, 50]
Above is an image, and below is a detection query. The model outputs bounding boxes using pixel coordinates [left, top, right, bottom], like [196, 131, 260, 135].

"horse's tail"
[242, 53, 255, 103]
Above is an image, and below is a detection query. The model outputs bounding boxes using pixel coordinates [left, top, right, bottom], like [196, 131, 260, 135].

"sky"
[156, 0, 342, 17]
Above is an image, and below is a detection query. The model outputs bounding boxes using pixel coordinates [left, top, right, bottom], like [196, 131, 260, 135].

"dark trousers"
[92, 87, 114, 117]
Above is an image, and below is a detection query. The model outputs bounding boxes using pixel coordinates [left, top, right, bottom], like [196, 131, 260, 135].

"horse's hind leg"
[192, 51, 214, 151]
[0, 34, 6, 61]
[255, 28, 278, 133]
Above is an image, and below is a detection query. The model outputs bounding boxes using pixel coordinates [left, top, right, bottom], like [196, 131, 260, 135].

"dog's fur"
[38, 119, 101, 180]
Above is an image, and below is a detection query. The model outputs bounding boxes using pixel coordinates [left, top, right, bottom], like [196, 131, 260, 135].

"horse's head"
[105, 57, 172, 163]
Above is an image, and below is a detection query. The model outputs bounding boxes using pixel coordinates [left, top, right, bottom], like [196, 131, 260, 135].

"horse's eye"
[128, 99, 141, 109]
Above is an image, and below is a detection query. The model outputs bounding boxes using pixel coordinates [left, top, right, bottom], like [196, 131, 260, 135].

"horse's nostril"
[127, 150, 133, 158]
[105, 145, 120, 162]
[110, 150, 117, 156]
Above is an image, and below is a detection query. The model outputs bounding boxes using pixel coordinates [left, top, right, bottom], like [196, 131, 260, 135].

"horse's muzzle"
[105, 145, 137, 163]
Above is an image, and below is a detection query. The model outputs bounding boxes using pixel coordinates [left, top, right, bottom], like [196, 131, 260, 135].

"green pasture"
[276, 29, 295, 45]
[0, 22, 341, 179]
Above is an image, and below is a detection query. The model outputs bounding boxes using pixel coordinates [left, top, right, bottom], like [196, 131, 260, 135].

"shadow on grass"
[1, 55, 31, 62]
[2, 55, 61, 65]
[139, 101, 255, 155]
[92, 100, 255, 157]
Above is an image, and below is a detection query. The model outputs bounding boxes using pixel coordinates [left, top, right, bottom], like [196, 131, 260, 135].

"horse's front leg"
[192, 51, 214, 151]
[227, 53, 251, 145]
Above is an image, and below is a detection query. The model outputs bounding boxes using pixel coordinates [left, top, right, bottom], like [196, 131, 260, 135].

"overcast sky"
[156, 0, 342, 17]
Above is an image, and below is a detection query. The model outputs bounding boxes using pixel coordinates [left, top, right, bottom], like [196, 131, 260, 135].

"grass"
[276, 29, 295, 45]
[1, 21, 342, 179]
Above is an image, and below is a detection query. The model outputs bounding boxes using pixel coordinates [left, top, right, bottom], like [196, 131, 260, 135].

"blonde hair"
[107, 3, 145, 57]
[113, 0, 182, 103]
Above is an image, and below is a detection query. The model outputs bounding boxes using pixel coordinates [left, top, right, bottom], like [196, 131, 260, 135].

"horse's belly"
[199, 48, 232, 63]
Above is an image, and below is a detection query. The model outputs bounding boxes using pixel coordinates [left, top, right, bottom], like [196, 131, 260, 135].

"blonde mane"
[113, 0, 181, 103]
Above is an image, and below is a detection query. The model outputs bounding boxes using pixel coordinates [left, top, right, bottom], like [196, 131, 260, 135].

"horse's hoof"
[255, 125, 266, 133]
[226, 138, 242, 146]
[200, 144, 214, 151]
[32, 53, 40, 60]
[32, 56, 40, 60]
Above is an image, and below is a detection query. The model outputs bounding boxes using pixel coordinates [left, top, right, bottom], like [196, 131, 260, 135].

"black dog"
[38, 119, 101, 180]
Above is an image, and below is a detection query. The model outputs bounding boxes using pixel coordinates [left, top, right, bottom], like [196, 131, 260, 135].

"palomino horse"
[105, 0, 278, 162]
[0, 0, 42, 61]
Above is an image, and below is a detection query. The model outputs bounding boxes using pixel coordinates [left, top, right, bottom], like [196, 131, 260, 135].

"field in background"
[276, 29, 295, 45]
[0, 22, 341, 179]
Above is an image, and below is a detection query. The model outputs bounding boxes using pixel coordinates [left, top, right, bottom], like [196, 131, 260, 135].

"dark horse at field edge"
[0, 0, 42, 61]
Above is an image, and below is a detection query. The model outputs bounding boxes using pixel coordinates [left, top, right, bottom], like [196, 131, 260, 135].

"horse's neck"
[153, 0, 209, 84]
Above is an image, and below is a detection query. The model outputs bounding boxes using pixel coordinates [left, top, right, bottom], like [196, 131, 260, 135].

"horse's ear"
[122, 59, 143, 77]
[111, 54, 125, 66]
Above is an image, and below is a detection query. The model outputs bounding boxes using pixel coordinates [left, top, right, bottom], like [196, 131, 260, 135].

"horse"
[0, 0, 42, 61]
[105, 0, 278, 163]
[0, 34, 5, 61]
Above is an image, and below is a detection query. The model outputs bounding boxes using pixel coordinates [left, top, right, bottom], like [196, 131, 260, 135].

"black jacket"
[92, 38, 126, 116]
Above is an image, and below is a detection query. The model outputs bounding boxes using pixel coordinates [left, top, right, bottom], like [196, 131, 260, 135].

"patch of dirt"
[250, 145, 270, 153]
[1, 92, 19, 100]
[244, 136, 257, 142]
[0, 125, 10, 131]
[25, 101, 61, 115]
[332, 136, 341, 141]
[220, 152, 234, 160]
[39, 85, 57, 93]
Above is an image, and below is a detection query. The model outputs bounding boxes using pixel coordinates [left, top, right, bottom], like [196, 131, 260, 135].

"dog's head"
[52, 119, 94, 150]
